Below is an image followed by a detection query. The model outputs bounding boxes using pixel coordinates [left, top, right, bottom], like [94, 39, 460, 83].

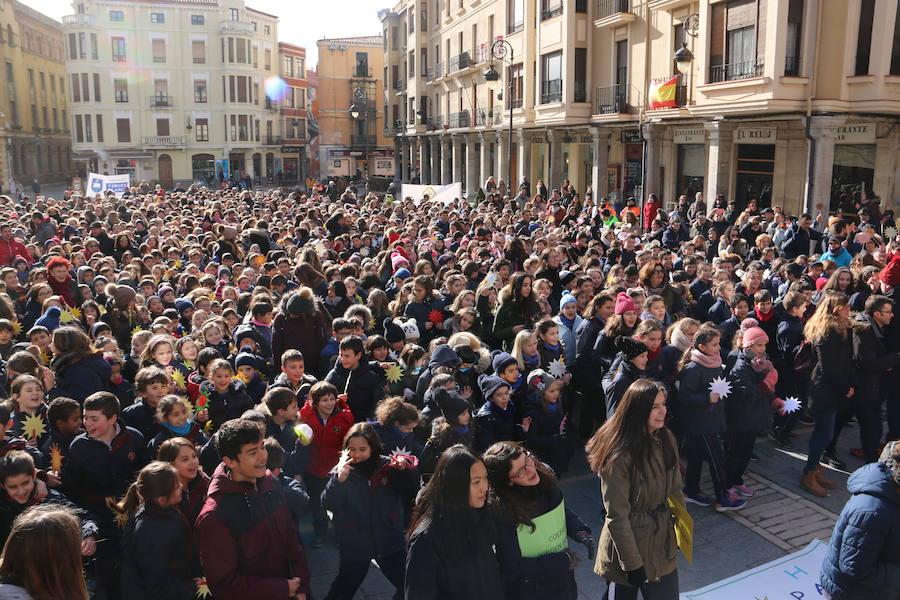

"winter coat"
[405, 296, 444, 346]
[726, 350, 773, 432]
[718, 315, 741, 358]
[553, 315, 583, 366]
[405, 511, 507, 600]
[677, 360, 727, 435]
[473, 400, 519, 453]
[298, 396, 354, 478]
[602, 359, 645, 420]
[523, 404, 573, 475]
[820, 462, 900, 600]
[597, 428, 682, 586]
[121, 507, 196, 600]
[0, 238, 30, 267]
[50, 351, 112, 405]
[199, 379, 254, 433]
[324, 359, 385, 422]
[707, 298, 730, 325]
[121, 399, 160, 442]
[271, 308, 329, 374]
[415, 345, 462, 406]
[101, 308, 140, 354]
[322, 455, 419, 561]
[493, 300, 541, 352]
[780, 223, 823, 259]
[370, 421, 423, 457]
[319, 336, 340, 376]
[0, 487, 98, 549]
[809, 329, 856, 414]
[148, 422, 208, 459]
[195, 463, 310, 600]
[852, 314, 900, 408]
[662, 225, 689, 250]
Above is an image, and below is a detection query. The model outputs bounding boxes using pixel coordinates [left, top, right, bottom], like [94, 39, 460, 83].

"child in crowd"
[523, 369, 574, 475]
[121, 366, 170, 441]
[198, 358, 253, 432]
[7, 374, 49, 448]
[270, 349, 317, 393]
[149, 395, 208, 457]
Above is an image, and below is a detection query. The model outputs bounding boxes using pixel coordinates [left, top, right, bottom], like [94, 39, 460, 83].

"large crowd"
[0, 177, 895, 600]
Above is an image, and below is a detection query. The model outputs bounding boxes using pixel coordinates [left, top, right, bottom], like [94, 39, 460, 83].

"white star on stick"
[782, 397, 802, 414]
[710, 376, 732, 399]
[548, 358, 567, 378]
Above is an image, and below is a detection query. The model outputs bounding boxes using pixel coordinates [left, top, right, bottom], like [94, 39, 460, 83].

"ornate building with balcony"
[276, 42, 311, 184]
[62, 0, 279, 188]
[316, 36, 392, 181]
[382, 0, 900, 216]
[0, 1, 71, 189]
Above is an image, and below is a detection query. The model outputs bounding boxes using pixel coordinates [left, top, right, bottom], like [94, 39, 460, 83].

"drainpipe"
[804, 0, 824, 214]
[639, 0, 651, 229]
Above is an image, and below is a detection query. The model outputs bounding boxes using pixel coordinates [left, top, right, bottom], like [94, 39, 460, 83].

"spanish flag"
[649, 75, 679, 109]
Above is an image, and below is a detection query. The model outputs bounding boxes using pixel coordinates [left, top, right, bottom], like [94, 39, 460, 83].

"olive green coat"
[595, 429, 683, 585]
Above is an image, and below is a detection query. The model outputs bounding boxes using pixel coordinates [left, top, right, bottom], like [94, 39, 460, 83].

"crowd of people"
[0, 177, 894, 600]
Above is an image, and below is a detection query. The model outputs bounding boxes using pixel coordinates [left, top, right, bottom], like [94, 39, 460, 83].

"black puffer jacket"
[324, 358, 386, 422]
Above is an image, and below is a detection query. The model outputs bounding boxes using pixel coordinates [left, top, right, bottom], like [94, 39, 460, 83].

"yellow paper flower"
[171, 370, 186, 389]
[385, 363, 404, 384]
[50, 445, 63, 473]
[23, 414, 47, 440]
[10, 320, 21, 336]
[60, 308, 75, 324]
[70, 307, 82, 320]
[196, 578, 212, 599]
[131, 326, 143, 336]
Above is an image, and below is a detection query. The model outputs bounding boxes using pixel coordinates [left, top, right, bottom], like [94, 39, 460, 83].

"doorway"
[158, 154, 173, 188]
[735, 144, 774, 208]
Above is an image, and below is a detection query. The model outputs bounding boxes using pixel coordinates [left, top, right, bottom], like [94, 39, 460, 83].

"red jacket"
[195, 463, 310, 600]
[0, 238, 30, 267]
[644, 199, 661, 229]
[299, 396, 354, 478]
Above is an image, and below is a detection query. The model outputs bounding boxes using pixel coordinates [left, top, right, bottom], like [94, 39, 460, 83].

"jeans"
[683, 433, 727, 501]
[305, 473, 329, 538]
[725, 430, 757, 487]
[605, 570, 679, 600]
[324, 550, 406, 600]
[805, 411, 837, 473]
[826, 403, 883, 463]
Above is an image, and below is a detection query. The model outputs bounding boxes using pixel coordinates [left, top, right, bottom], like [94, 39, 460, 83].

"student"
[0, 319, 15, 360]
[299, 381, 354, 548]
[677, 327, 746, 512]
[474, 374, 519, 452]
[149, 396, 208, 458]
[0, 505, 91, 600]
[270, 349, 317, 393]
[322, 422, 418, 600]
[602, 336, 649, 420]
[554, 293, 583, 367]
[195, 418, 311, 600]
[370, 396, 422, 456]
[121, 366, 170, 441]
[110, 461, 196, 600]
[413, 343, 461, 407]
[752, 289, 780, 357]
[257, 387, 301, 476]
[324, 335, 385, 423]
[523, 369, 574, 475]
[717, 294, 751, 357]
[405, 445, 505, 600]
[320, 318, 354, 376]
[0, 401, 47, 468]
[419, 389, 475, 475]
[246, 301, 276, 376]
[198, 359, 254, 433]
[263, 437, 309, 523]
[62, 391, 149, 600]
[40, 396, 82, 466]
[106, 350, 136, 408]
[157, 437, 210, 525]
[234, 346, 267, 404]
[536, 319, 571, 386]
[7, 374, 49, 449]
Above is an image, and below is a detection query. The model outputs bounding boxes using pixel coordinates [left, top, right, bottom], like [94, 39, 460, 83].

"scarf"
[162, 420, 193, 437]
[690, 348, 722, 369]
[541, 341, 560, 353]
[523, 352, 539, 369]
[48, 274, 76, 307]
[647, 345, 662, 362]
[755, 307, 775, 322]
[557, 314, 576, 330]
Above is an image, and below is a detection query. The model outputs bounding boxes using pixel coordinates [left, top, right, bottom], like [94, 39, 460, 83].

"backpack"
[793, 340, 816, 373]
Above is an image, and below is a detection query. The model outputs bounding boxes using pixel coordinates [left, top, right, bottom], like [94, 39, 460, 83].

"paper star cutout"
[70, 307, 82, 320]
[131, 326, 143, 336]
[339, 448, 351, 467]
[314, 241, 326, 253]
[360, 246, 370, 257]
[23, 414, 47, 440]
[428, 309, 444, 325]
[59, 308, 75, 324]
[39, 349, 51, 365]
[10, 320, 21, 336]
[195, 393, 209, 412]
[389, 447, 419, 468]
[98, 305, 106, 315]
[710, 376, 732, 399]
[781, 397, 802, 414]
[548, 358, 567, 378]
[113, 504, 128, 528]
[884, 226, 898, 240]
[49, 444, 63, 473]
[385, 363, 404, 383]
[171, 370, 186, 388]
[196, 578, 212, 599]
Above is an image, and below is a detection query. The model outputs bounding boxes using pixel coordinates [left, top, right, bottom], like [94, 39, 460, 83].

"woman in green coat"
[586, 378, 683, 600]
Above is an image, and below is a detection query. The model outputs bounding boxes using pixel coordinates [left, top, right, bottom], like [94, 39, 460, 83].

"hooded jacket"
[602, 359, 645, 420]
[50, 351, 113, 405]
[324, 358, 385, 422]
[414, 344, 460, 406]
[199, 379, 254, 433]
[298, 396, 354, 478]
[195, 463, 311, 600]
[820, 462, 900, 600]
[271, 295, 329, 374]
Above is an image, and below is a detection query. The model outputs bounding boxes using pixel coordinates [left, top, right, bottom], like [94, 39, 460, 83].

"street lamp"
[673, 13, 699, 74]
[484, 38, 514, 196]
[349, 86, 368, 191]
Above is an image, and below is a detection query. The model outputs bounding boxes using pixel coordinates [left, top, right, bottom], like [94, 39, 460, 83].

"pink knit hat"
[390, 252, 410, 271]
[741, 318, 769, 348]
[614, 292, 637, 315]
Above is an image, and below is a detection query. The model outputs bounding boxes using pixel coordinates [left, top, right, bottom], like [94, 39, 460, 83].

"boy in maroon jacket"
[195, 418, 310, 600]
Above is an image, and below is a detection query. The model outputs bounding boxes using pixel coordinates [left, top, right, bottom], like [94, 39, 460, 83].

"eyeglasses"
[511, 452, 535, 480]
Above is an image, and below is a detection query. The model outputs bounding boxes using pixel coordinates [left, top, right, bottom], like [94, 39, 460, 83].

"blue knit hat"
[560, 293, 577, 310]
[35, 306, 61, 332]
[491, 350, 518, 375]
[478, 374, 510, 401]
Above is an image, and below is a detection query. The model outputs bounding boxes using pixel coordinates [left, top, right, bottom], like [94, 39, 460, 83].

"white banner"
[401, 183, 463, 205]
[681, 539, 828, 600]
[86, 172, 131, 198]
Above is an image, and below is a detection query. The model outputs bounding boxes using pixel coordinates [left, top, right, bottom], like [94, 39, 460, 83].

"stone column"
[480, 131, 494, 190]
[466, 135, 480, 199]
[642, 123, 662, 201]
[591, 127, 610, 199]
[452, 135, 464, 185]
[430, 137, 441, 185]
[393, 138, 402, 183]
[496, 130, 509, 189]
[704, 122, 734, 213]
[806, 116, 845, 215]
[441, 136, 452, 184]
[420, 138, 431, 184]
[548, 129, 563, 191]
[517, 130, 531, 190]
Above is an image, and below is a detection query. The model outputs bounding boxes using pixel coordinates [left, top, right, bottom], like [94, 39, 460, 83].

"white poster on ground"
[401, 183, 462, 205]
[86, 172, 131, 198]
[681, 539, 828, 600]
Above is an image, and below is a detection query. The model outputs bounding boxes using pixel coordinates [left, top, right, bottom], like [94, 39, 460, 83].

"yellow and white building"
[382, 0, 900, 215]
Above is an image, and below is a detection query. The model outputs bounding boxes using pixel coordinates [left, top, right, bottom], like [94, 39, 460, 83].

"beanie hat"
[113, 284, 137, 308]
[614, 291, 637, 315]
[35, 306, 61, 332]
[478, 374, 510, 402]
[391, 253, 410, 271]
[392, 267, 411, 280]
[175, 298, 194, 315]
[526, 368, 557, 403]
[235, 346, 259, 370]
[559, 270, 576, 286]
[881, 255, 900, 287]
[740, 318, 769, 348]
[383, 317, 406, 344]
[91, 321, 112, 337]
[286, 292, 313, 317]
[615, 336, 648, 361]
[815, 276, 828, 291]
[491, 350, 518, 375]
[435, 388, 470, 421]
[158, 285, 175, 298]
[560, 293, 577, 310]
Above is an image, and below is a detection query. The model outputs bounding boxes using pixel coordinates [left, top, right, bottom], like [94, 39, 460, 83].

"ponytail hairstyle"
[677, 325, 721, 372]
[107, 461, 179, 524]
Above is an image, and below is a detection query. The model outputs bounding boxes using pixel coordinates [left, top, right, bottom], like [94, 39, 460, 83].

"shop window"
[831, 144, 875, 212]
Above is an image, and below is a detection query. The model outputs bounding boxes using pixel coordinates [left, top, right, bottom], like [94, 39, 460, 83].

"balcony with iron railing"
[429, 62, 444, 79]
[594, 83, 630, 114]
[393, 79, 407, 92]
[493, 105, 505, 125]
[143, 136, 185, 147]
[427, 115, 445, 130]
[149, 94, 174, 108]
[61, 14, 96, 27]
[595, 0, 636, 27]
[264, 99, 279, 111]
[708, 59, 765, 83]
[506, 95, 524, 110]
[540, 80, 562, 104]
[474, 108, 491, 127]
[541, 1, 563, 20]
[448, 110, 470, 128]
[352, 66, 374, 79]
[220, 21, 256, 34]
[448, 52, 470, 74]
[264, 135, 282, 145]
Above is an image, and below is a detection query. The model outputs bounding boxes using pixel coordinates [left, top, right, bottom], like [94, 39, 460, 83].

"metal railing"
[475, 109, 491, 126]
[540, 80, 562, 104]
[541, 2, 563, 20]
[449, 110, 470, 128]
[597, 0, 630, 19]
[393, 79, 406, 91]
[149, 94, 173, 107]
[62, 14, 95, 26]
[353, 66, 373, 78]
[220, 21, 256, 34]
[432, 62, 444, 78]
[143, 136, 185, 146]
[493, 106, 505, 125]
[427, 115, 445, 130]
[264, 136, 282, 145]
[594, 83, 629, 114]
[448, 52, 470, 73]
[709, 59, 764, 83]
[264, 99, 279, 111]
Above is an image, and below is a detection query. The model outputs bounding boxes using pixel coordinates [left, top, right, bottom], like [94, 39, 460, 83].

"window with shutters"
[84, 114, 92, 142]
[855, 0, 875, 75]
[152, 39, 166, 63]
[785, 0, 804, 75]
[238, 114, 249, 141]
[236, 39, 246, 64]
[90, 34, 98, 59]
[191, 15, 204, 25]
[708, 0, 764, 82]
[156, 118, 169, 136]
[114, 79, 128, 102]
[892, 2, 900, 75]
[111, 37, 125, 62]
[196, 118, 209, 141]
[68, 33, 77, 59]
[194, 80, 207, 103]
[93, 73, 100, 102]
[116, 118, 130, 143]
[192, 40, 205, 64]
[96, 114, 103, 142]
[71, 74, 81, 102]
[150, 12, 164, 23]
[109, 10, 124, 22]
[264, 49, 271, 70]
[74, 114, 83, 142]
[80, 73, 89, 101]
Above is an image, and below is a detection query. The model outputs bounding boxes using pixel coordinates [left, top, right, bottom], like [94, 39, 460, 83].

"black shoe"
[821, 453, 847, 471]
